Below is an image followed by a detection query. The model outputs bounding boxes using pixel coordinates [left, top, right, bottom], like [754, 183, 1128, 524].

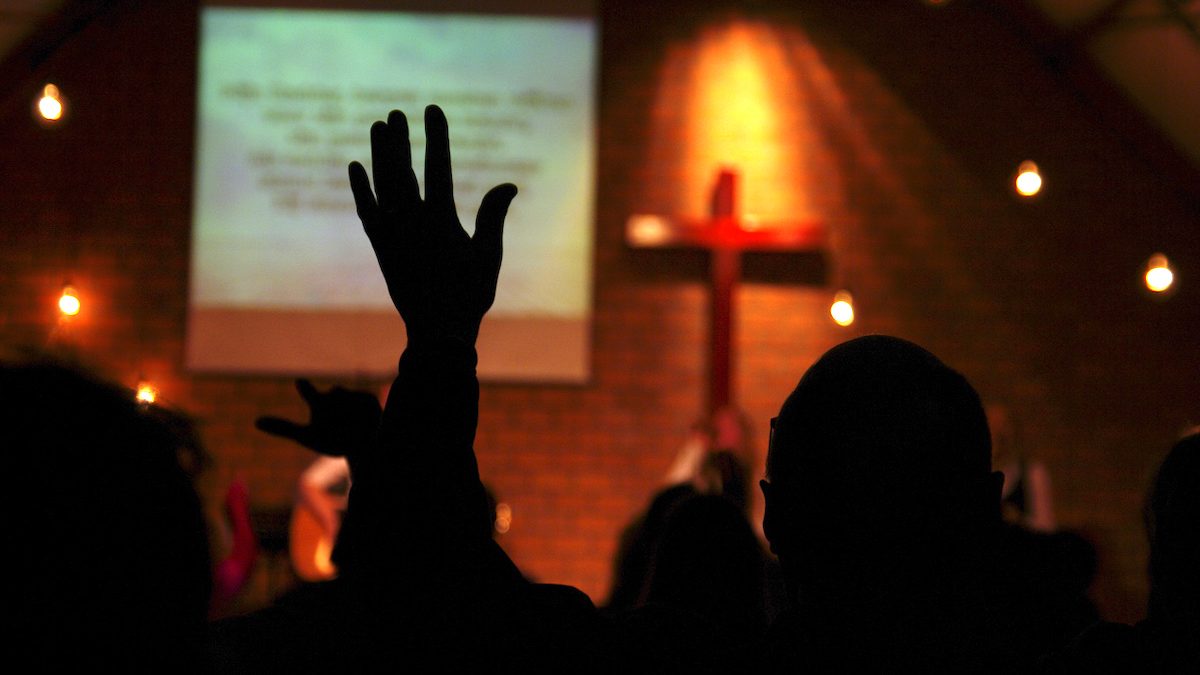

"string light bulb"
[1014, 160, 1042, 197]
[135, 382, 158, 405]
[830, 290, 855, 327]
[58, 285, 81, 316]
[37, 84, 64, 122]
[1144, 253, 1174, 293]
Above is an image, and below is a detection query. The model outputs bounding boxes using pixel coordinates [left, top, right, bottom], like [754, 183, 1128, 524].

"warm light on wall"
[37, 84, 64, 121]
[1144, 253, 1174, 293]
[1014, 161, 1042, 197]
[830, 290, 855, 327]
[651, 20, 817, 220]
[58, 286, 81, 316]
[135, 382, 158, 404]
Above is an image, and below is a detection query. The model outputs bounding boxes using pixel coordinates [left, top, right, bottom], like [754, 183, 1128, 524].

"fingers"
[423, 105, 456, 216]
[474, 183, 518, 282]
[370, 120, 398, 210]
[354, 106, 458, 220]
[387, 110, 420, 211]
[295, 378, 319, 405]
[348, 161, 377, 226]
[368, 112, 420, 213]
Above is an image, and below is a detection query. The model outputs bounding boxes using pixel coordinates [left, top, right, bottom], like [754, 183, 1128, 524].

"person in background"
[5, 360, 213, 670]
[255, 379, 379, 582]
[988, 403, 1056, 531]
[759, 337, 1094, 670]
[1043, 430, 1200, 672]
[210, 477, 259, 615]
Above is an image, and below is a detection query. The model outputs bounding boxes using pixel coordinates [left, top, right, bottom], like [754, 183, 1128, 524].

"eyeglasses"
[768, 416, 778, 456]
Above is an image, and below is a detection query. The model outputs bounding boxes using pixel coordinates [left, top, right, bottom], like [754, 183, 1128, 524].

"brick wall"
[1, 0, 1196, 622]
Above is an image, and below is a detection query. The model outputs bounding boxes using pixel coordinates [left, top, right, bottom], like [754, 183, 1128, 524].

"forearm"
[334, 338, 491, 577]
[386, 338, 489, 537]
[335, 105, 519, 590]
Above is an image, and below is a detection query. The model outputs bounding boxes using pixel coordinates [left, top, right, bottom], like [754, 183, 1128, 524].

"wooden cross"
[626, 168, 825, 414]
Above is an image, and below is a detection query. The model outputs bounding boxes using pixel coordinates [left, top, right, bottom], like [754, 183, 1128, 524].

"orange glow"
[1145, 253, 1174, 293]
[494, 502, 512, 534]
[135, 382, 158, 404]
[38, 84, 63, 121]
[314, 538, 336, 576]
[830, 290, 855, 327]
[58, 286, 80, 316]
[1015, 161, 1042, 197]
[741, 214, 762, 231]
[650, 20, 818, 221]
[688, 23, 793, 215]
[627, 215, 672, 246]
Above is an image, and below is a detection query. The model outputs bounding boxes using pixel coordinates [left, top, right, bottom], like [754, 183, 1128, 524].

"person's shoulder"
[505, 583, 610, 670]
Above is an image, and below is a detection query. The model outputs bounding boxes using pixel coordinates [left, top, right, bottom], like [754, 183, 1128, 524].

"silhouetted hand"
[348, 105, 517, 345]
[255, 379, 382, 458]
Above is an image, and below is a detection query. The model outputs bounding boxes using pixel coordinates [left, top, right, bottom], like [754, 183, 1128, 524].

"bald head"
[762, 336, 1001, 601]
[767, 335, 991, 492]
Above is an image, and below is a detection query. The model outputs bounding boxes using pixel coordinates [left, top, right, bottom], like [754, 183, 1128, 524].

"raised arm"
[333, 105, 517, 582]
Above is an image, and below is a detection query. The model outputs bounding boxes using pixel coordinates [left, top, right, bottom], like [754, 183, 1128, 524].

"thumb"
[474, 183, 517, 275]
[255, 416, 310, 445]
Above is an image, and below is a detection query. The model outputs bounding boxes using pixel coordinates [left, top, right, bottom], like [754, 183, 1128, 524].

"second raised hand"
[348, 105, 518, 346]
[255, 379, 382, 459]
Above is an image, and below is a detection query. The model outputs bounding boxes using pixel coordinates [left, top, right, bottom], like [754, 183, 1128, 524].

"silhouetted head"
[605, 483, 697, 610]
[3, 361, 211, 668]
[1145, 432, 1200, 622]
[644, 494, 765, 640]
[761, 336, 1001, 610]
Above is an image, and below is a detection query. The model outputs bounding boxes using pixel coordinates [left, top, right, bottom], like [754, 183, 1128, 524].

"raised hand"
[255, 379, 382, 459]
[348, 105, 517, 346]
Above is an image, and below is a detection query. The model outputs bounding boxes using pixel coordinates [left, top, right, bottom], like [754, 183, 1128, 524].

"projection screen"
[187, 3, 596, 381]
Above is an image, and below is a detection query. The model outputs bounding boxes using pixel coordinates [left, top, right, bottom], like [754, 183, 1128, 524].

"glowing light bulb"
[135, 382, 158, 404]
[1015, 161, 1042, 197]
[38, 84, 63, 121]
[1144, 253, 1174, 293]
[830, 290, 855, 327]
[58, 286, 80, 316]
[627, 215, 671, 246]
